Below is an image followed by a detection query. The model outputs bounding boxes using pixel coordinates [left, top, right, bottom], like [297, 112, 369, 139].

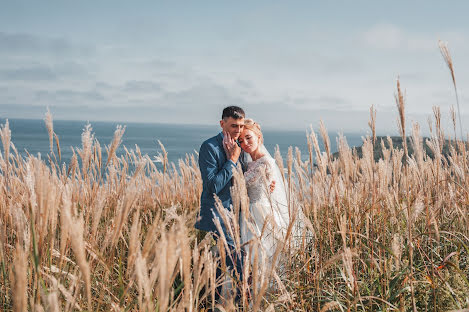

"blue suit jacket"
[196, 132, 244, 235]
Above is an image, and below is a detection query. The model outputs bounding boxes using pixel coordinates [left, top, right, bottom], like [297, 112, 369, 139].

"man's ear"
[219, 120, 224, 129]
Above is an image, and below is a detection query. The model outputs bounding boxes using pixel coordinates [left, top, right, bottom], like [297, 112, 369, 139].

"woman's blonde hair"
[243, 119, 263, 144]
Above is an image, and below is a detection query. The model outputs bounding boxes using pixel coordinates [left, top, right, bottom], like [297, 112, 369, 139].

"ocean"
[0, 118, 366, 167]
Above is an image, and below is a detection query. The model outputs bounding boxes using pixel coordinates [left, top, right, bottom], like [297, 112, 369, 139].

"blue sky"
[1, 1, 468, 134]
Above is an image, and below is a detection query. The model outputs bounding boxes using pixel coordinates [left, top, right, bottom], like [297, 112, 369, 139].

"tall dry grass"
[1, 57, 469, 311]
[1, 101, 468, 311]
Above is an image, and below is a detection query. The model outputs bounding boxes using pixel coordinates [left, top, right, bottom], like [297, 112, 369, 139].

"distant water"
[0, 118, 365, 167]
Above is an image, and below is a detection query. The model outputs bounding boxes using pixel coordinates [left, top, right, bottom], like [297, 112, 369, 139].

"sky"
[1, 1, 469, 135]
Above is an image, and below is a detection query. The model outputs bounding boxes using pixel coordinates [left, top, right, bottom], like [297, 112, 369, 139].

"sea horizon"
[0, 118, 371, 166]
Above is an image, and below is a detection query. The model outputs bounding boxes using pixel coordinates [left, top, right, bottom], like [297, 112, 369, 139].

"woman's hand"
[269, 180, 276, 192]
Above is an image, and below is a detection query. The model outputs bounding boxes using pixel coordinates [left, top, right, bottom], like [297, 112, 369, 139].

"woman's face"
[238, 129, 260, 154]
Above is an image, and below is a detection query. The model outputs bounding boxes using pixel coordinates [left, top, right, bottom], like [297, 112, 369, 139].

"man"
[196, 106, 246, 305]
[196, 106, 245, 237]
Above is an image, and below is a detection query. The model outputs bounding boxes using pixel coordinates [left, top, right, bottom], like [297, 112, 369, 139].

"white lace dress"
[240, 155, 290, 261]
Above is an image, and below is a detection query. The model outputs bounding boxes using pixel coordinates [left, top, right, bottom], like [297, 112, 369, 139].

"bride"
[238, 119, 300, 262]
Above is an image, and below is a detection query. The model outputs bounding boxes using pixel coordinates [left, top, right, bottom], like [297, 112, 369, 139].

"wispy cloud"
[0, 32, 95, 56]
[361, 23, 468, 52]
[0, 66, 57, 81]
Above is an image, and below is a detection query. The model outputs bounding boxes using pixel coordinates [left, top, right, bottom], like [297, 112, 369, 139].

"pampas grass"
[439, 40, 463, 141]
[0, 105, 468, 311]
[0, 45, 468, 311]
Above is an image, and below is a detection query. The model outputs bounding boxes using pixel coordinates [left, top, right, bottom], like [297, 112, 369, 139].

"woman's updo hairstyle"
[243, 119, 263, 144]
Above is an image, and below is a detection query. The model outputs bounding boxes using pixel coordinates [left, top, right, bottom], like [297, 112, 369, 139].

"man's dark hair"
[222, 106, 245, 120]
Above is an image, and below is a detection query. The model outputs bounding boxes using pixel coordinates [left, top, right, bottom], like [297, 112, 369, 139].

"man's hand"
[269, 180, 276, 193]
[223, 131, 241, 163]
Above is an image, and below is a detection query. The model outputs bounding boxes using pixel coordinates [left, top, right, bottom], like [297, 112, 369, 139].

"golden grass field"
[1, 44, 468, 311]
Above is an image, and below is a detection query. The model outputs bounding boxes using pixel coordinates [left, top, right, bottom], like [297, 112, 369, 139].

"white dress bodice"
[244, 155, 274, 203]
[241, 155, 290, 262]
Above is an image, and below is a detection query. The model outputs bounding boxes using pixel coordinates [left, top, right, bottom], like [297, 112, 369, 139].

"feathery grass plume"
[53, 133, 61, 161]
[293, 147, 307, 203]
[306, 126, 315, 179]
[45, 291, 60, 312]
[395, 77, 408, 158]
[439, 40, 463, 140]
[411, 122, 424, 171]
[109, 185, 139, 248]
[77, 123, 94, 177]
[319, 120, 331, 159]
[90, 188, 106, 240]
[411, 195, 425, 223]
[0, 119, 11, 186]
[134, 251, 153, 311]
[320, 301, 343, 312]
[341, 247, 356, 293]
[105, 125, 126, 166]
[427, 115, 433, 134]
[230, 165, 248, 254]
[39, 275, 60, 312]
[391, 233, 403, 270]
[432, 106, 445, 153]
[12, 244, 27, 312]
[337, 133, 353, 183]
[175, 215, 192, 309]
[396, 77, 419, 312]
[44, 108, 54, 155]
[157, 139, 168, 173]
[274, 145, 286, 185]
[61, 185, 92, 310]
[368, 104, 377, 145]
[361, 137, 375, 182]
[287, 146, 293, 206]
[94, 138, 102, 170]
[450, 105, 458, 142]
[154, 223, 181, 311]
[67, 150, 78, 178]
[0, 219, 4, 271]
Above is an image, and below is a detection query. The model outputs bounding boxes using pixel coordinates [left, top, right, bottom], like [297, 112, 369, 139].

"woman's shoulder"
[250, 155, 270, 166]
[254, 155, 277, 174]
[259, 155, 276, 166]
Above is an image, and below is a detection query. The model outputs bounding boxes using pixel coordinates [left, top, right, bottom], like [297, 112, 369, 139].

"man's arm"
[199, 142, 237, 195]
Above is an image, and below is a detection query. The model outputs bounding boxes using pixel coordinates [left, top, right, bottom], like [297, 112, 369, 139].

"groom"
[196, 106, 246, 285]
[196, 106, 247, 303]
[196, 105, 245, 235]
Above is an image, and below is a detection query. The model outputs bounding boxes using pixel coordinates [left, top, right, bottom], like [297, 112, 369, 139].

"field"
[1, 98, 468, 312]
[1, 67, 469, 310]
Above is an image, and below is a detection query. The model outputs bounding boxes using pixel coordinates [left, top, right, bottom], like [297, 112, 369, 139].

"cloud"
[159, 82, 245, 109]
[0, 65, 57, 81]
[361, 23, 468, 54]
[0, 62, 92, 81]
[286, 95, 349, 111]
[0, 104, 47, 119]
[0, 28, 465, 135]
[361, 23, 441, 52]
[362, 24, 405, 50]
[0, 31, 95, 56]
[54, 61, 92, 78]
[34, 89, 106, 104]
[123, 80, 162, 93]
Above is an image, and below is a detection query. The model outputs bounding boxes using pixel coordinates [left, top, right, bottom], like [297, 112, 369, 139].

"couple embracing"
[195, 106, 301, 301]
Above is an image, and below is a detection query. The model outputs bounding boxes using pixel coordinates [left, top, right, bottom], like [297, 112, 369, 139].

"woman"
[238, 119, 299, 262]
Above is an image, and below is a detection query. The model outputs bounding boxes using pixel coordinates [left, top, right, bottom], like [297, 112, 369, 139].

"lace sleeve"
[244, 166, 258, 186]
[244, 157, 273, 187]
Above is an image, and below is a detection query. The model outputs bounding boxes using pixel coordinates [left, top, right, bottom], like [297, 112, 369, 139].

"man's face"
[220, 117, 244, 140]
